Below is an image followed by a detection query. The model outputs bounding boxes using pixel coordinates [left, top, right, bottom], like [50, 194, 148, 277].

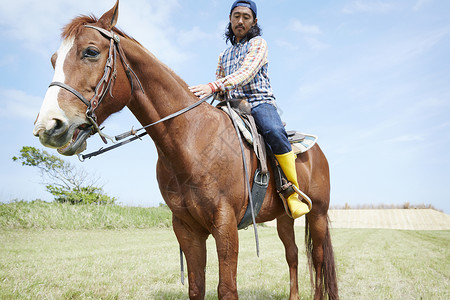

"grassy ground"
[1, 227, 449, 299]
[0, 200, 172, 229]
[0, 202, 448, 299]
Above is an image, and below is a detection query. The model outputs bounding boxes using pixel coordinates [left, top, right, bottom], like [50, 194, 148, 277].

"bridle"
[49, 25, 143, 144]
[48, 24, 210, 161]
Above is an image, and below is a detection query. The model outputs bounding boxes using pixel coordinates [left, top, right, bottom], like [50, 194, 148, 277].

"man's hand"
[189, 84, 213, 99]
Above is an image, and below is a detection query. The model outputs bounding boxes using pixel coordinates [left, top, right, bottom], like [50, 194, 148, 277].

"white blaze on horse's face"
[33, 36, 90, 155]
[33, 37, 74, 136]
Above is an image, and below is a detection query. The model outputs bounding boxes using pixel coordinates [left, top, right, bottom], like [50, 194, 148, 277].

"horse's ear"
[98, 0, 119, 30]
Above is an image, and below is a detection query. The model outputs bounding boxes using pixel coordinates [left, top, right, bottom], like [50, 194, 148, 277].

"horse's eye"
[83, 48, 100, 58]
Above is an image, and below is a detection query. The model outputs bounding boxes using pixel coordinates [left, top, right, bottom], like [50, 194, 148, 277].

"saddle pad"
[291, 134, 318, 154]
[220, 106, 253, 144]
[220, 106, 317, 154]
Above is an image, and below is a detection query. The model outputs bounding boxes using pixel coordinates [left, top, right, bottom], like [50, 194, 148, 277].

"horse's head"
[33, 0, 133, 156]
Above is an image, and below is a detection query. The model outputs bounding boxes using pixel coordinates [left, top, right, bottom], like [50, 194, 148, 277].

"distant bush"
[47, 185, 115, 205]
[0, 200, 172, 230]
[12, 146, 117, 205]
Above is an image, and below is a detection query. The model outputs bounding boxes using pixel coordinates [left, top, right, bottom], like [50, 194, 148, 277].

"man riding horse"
[33, 1, 338, 297]
[189, 0, 310, 219]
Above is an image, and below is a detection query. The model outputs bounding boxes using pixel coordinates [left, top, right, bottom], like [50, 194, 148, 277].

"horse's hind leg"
[307, 213, 326, 300]
[172, 216, 208, 300]
[277, 214, 299, 300]
[306, 212, 338, 300]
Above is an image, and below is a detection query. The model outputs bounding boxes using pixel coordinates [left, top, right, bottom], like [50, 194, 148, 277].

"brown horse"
[33, 1, 338, 299]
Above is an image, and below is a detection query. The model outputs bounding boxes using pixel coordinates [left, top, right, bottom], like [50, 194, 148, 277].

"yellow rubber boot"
[275, 151, 311, 219]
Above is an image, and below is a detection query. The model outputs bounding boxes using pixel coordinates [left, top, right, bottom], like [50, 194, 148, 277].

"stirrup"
[278, 183, 312, 218]
[292, 185, 313, 210]
[279, 192, 293, 218]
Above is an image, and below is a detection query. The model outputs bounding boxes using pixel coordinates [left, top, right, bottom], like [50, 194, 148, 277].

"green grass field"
[0, 202, 449, 299]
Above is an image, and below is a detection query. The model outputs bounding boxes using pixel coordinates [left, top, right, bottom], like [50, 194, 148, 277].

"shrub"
[13, 146, 116, 205]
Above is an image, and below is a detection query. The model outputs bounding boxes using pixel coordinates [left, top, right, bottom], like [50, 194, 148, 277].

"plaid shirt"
[213, 36, 276, 107]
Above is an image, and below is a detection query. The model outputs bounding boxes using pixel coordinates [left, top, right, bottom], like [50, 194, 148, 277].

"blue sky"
[1, 0, 449, 213]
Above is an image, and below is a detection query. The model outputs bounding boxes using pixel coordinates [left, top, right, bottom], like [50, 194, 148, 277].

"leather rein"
[48, 25, 209, 161]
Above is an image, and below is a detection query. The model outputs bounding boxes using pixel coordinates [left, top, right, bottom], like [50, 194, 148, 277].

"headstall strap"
[48, 24, 144, 145]
[83, 25, 145, 112]
[87, 38, 115, 122]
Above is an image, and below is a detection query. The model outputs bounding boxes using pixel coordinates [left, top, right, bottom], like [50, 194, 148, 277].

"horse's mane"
[62, 15, 141, 46]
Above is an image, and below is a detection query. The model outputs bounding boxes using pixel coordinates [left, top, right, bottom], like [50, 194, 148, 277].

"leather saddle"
[217, 100, 312, 226]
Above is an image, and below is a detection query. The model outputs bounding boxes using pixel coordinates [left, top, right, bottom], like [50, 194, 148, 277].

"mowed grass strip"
[332, 228, 449, 299]
[1, 227, 449, 299]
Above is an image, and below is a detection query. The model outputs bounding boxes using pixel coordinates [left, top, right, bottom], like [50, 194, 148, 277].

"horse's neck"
[122, 39, 218, 159]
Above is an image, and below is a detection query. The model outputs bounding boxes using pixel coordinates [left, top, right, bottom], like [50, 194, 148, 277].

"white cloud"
[285, 19, 327, 50]
[383, 134, 424, 144]
[274, 40, 299, 51]
[0, 0, 126, 56]
[0, 88, 42, 120]
[176, 26, 215, 46]
[117, 0, 189, 66]
[304, 37, 328, 50]
[362, 27, 449, 70]
[413, 0, 432, 11]
[341, 1, 395, 14]
[0, 0, 65, 56]
[0, 0, 191, 67]
[289, 19, 321, 35]
[0, 55, 16, 68]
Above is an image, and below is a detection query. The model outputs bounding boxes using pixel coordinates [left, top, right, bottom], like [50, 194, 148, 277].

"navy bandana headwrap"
[230, 0, 257, 17]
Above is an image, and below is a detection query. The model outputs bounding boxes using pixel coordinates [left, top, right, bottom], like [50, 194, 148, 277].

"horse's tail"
[305, 215, 339, 300]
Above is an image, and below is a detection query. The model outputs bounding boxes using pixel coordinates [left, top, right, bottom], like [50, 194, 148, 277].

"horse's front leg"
[172, 216, 209, 300]
[211, 205, 239, 299]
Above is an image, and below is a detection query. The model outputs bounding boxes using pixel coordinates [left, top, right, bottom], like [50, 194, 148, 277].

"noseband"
[49, 25, 143, 143]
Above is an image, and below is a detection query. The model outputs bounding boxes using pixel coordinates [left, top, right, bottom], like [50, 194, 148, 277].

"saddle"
[218, 100, 317, 227]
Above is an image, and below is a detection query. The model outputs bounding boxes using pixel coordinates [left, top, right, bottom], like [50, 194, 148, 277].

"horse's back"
[297, 143, 330, 213]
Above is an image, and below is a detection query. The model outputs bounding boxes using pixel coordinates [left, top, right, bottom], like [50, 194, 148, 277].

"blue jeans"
[251, 103, 291, 155]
